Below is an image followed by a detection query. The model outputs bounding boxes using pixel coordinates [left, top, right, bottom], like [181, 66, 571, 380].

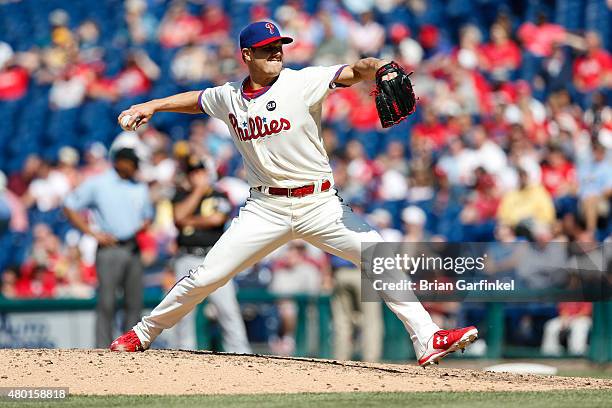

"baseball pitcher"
[111, 21, 477, 366]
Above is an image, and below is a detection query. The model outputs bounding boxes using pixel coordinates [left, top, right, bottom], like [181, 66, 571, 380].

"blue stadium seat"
[585, 0, 611, 49]
[555, 0, 586, 31]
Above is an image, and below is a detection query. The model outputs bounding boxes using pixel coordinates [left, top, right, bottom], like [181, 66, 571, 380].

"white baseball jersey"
[198, 65, 347, 188]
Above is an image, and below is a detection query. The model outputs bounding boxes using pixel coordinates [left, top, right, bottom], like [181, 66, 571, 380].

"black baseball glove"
[373, 62, 417, 128]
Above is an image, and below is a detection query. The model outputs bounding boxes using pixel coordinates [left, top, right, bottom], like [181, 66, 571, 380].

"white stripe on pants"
[134, 189, 439, 357]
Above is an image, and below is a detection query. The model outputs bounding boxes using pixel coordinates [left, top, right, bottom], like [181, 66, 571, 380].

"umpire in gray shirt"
[64, 148, 154, 347]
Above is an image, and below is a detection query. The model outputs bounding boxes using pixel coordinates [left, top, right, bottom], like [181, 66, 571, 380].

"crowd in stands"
[0, 0, 610, 356]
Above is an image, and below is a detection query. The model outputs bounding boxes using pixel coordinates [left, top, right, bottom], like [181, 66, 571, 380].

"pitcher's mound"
[1, 349, 610, 395]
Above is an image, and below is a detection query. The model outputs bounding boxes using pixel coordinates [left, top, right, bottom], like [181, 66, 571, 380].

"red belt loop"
[258, 180, 331, 197]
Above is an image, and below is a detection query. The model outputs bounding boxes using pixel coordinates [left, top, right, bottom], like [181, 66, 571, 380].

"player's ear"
[241, 48, 251, 63]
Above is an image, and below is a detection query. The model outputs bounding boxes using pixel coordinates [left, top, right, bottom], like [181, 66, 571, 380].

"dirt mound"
[1, 349, 610, 395]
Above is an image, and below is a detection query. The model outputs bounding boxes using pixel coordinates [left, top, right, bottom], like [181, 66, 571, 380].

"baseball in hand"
[120, 114, 140, 131]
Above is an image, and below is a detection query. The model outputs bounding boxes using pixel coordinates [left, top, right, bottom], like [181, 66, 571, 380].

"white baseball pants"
[161, 254, 252, 354]
[133, 188, 439, 357]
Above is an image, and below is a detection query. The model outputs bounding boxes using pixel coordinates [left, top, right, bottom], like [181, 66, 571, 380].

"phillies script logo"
[229, 113, 291, 141]
[265, 23, 275, 34]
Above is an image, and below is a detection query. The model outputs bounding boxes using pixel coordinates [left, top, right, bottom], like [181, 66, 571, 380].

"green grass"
[2, 390, 611, 408]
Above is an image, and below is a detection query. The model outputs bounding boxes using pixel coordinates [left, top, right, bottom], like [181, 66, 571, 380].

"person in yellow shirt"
[497, 167, 556, 227]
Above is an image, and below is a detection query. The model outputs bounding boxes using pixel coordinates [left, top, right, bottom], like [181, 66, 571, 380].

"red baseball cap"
[239, 21, 293, 49]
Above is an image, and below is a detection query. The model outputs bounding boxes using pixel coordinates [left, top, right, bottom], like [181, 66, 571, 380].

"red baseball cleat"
[110, 329, 146, 352]
[418, 326, 478, 367]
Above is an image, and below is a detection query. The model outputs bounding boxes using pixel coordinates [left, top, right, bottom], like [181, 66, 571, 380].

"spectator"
[377, 167, 409, 202]
[332, 248, 383, 362]
[345, 140, 377, 186]
[446, 59, 491, 115]
[428, 167, 464, 239]
[437, 138, 478, 186]
[481, 23, 521, 81]
[484, 224, 521, 281]
[41, 10, 77, 78]
[275, 3, 318, 66]
[1, 267, 18, 298]
[583, 92, 610, 133]
[0, 53, 29, 101]
[125, 0, 158, 45]
[453, 24, 486, 72]
[515, 222, 567, 289]
[18, 223, 62, 298]
[14, 265, 56, 298]
[0, 41, 13, 71]
[57, 146, 81, 189]
[54, 230, 96, 298]
[49, 70, 87, 110]
[407, 163, 434, 204]
[63, 147, 153, 347]
[419, 24, 447, 60]
[541, 145, 577, 216]
[541, 302, 592, 356]
[269, 241, 322, 356]
[460, 170, 500, 226]
[573, 31, 611, 94]
[501, 134, 543, 191]
[541, 45, 573, 94]
[503, 81, 547, 144]
[412, 105, 451, 151]
[22, 159, 71, 213]
[402, 206, 427, 241]
[0, 171, 28, 234]
[76, 20, 101, 53]
[576, 141, 612, 233]
[497, 167, 556, 228]
[396, 25, 424, 70]
[347, 84, 380, 132]
[8, 154, 42, 197]
[470, 125, 508, 177]
[367, 208, 402, 242]
[81, 142, 110, 180]
[313, 12, 349, 66]
[110, 129, 151, 164]
[548, 90, 582, 143]
[517, 13, 567, 58]
[158, 2, 202, 49]
[197, 4, 231, 45]
[0, 172, 11, 234]
[348, 11, 385, 57]
[143, 147, 176, 188]
[87, 68, 119, 102]
[378, 140, 409, 176]
[171, 43, 216, 84]
[114, 51, 160, 97]
[215, 39, 241, 82]
[342, 0, 375, 14]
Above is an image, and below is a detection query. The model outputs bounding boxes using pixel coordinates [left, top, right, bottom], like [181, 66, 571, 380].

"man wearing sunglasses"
[113, 21, 477, 367]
